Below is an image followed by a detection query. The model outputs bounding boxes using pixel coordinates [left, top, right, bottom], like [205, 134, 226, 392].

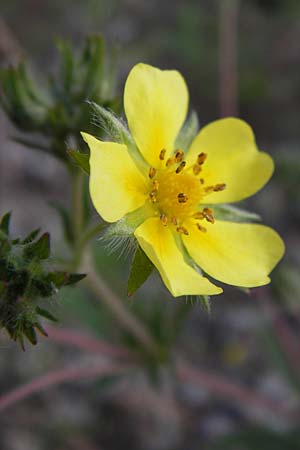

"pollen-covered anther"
[178, 193, 188, 203]
[175, 149, 184, 162]
[166, 157, 175, 167]
[152, 180, 159, 191]
[149, 191, 157, 203]
[159, 149, 166, 160]
[204, 183, 226, 194]
[197, 152, 207, 165]
[196, 223, 207, 233]
[176, 161, 186, 174]
[203, 207, 215, 223]
[193, 164, 202, 175]
[149, 167, 156, 179]
[193, 211, 205, 220]
[176, 226, 189, 235]
[171, 216, 178, 225]
[160, 213, 168, 226]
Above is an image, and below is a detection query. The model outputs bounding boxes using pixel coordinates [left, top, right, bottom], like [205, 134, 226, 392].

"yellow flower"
[82, 63, 284, 297]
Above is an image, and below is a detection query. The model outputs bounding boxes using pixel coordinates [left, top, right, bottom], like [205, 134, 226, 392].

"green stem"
[72, 170, 84, 240]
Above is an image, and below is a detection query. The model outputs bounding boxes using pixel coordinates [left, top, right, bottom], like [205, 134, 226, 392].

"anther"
[176, 226, 189, 235]
[178, 193, 188, 203]
[176, 161, 186, 174]
[204, 183, 226, 193]
[194, 212, 205, 220]
[149, 167, 156, 179]
[159, 149, 166, 160]
[171, 216, 178, 225]
[166, 157, 175, 167]
[197, 152, 207, 165]
[203, 207, 215, 224]
[160, 213, 168, 226]
[193, 164, 202, 175]
[149, 191, 157, 203]
[196, 223, 207, 233]
[175, 149, 184, 162]
[199, 178, 204, 184]
[152, 180, 159, 191]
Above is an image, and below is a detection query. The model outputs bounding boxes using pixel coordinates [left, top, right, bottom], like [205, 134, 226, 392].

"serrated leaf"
[64, 273, 86, 286]
[127, 246, 154, 296]
[67, 149, 90, 175]
[175, 111, 199, 150]
[36, 306, 58, 322]
[24, 232, 50, 260]
[0, 212, 11, 235]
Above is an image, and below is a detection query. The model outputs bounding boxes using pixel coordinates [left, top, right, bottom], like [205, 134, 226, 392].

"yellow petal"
[124, 63, 188, 168]
[134, 217, 222, 297]
[82, 132, 148, 223]
[183, 220, 285, 288]
[186, 118, 274, 203]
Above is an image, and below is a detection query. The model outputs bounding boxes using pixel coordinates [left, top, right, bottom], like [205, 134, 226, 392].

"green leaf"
[0, 212, 11, 235]
[24, 232, 50, 260]
[67, 148, 90, 175]
[64, 273, 86, 286]
[24, 325, 37, 345]
[56, 39, 75, 95]
[22, 228, 40, 244]
[127, 246, 154, 296]
[81, 35, 104, 98]
[175, 111, 199, 150]
[36, 306, 58, 322]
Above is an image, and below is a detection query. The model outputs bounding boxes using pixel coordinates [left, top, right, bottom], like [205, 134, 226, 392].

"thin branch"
[0, 362, 132, 412]
[83, 251, 159, 356]
[46, 325, 135, 360]
[178, 360, 298, 421]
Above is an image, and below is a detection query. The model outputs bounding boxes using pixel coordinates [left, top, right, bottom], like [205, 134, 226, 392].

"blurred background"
[1, 0, 300, 449]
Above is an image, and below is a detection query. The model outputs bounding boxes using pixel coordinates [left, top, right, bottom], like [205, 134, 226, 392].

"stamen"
[149, 167, 156, 179]
[196, 223, 207, 233]
[160, 213, 168, 226]
[197, 152, 207, 165]
[203, 207, 215, 224]
[175, 149, 184, 162]
[152, 180, 159, 191]
[171, 216, 178, 225]
[166, 157, 175, 167]
[193, 164, 202, 175]
[159, 149, 166, 160]
[204, 183, 226, 193]
[199, 178, 204, 184]
[176, 226, 189, 235]
[176, 161, 186, 174]
[193, 212, 205, 220]
[149, 191, 157, 203]
[178, 193, 188, 203]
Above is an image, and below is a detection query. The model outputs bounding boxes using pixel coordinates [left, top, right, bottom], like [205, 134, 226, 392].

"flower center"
[148, 149, 226, 235]
[156, 171, 202, 221]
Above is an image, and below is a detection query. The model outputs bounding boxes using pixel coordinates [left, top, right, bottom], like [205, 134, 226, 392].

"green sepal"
[24, 232, 50, 260]
[127, 246, 154, 296]
[209, 204, 261, 223]
[89, 102, 134, 146]
[199, 295, 211, 314]
[67, 148, 90, 175]
[175, 111, 199, 151]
